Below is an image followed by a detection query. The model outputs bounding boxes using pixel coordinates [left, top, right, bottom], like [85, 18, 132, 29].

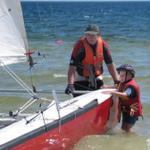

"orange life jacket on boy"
[118, 79, 143, 117]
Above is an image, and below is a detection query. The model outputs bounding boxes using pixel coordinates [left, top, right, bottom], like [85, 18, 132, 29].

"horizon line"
[21, 0, 150, 1]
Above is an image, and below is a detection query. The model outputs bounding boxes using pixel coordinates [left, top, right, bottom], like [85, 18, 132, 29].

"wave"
[53, 74, 67, 78]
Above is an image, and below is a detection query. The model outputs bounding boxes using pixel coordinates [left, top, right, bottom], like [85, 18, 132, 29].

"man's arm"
[67, 65, 76, 85]
[107, 63, 119, 83]
[103, 40, 119, 83]
[65, 65, 76, 94]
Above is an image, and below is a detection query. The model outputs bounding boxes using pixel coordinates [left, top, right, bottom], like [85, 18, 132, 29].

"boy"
[105, 64, 143, 132]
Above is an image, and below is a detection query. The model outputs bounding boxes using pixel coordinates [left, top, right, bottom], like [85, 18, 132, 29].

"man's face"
[85, 33, 98, 45]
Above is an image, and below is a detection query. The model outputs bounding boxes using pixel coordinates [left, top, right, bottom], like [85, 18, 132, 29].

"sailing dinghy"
[0, 89, 118, 150]
[0, 0, 118, 149]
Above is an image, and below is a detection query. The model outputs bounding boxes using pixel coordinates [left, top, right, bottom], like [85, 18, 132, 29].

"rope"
[1, 61, 37, 98]
[29, 66, 37, 93]
[26, 2, 46, 93]
[25, 100, 55, 124]
[14, 98, 38, 116]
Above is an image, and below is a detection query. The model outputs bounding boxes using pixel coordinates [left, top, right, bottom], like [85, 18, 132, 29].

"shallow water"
[73, 134, 150, 150]
[0, 1, 150, 149]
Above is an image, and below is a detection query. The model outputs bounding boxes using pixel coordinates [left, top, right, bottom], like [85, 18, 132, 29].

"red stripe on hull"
[12, 98, 112, 150]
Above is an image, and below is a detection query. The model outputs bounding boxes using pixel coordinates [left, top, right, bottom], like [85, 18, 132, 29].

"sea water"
[0, 1, 150, 149]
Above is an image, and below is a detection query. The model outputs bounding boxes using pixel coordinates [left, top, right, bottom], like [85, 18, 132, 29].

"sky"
[21, 0, 150, 1]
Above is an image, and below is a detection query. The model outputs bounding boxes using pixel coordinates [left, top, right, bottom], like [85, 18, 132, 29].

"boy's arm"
[110, 86, 136, 101]
[111, 91, 129, 100]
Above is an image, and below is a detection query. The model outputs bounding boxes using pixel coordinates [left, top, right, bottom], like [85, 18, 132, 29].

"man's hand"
[65, 84, 75, 94]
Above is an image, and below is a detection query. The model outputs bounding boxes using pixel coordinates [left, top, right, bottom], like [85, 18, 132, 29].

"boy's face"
[119, 70, 132, 83]
[119, 70, 126, 83]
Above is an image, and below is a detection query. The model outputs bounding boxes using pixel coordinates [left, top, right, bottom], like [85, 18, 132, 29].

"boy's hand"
[130, 108, 135, 116]
[102, 91, 113, 94]
[102, 89, 117, 95]
[101, 84, 115, 89]
[130, 103, 138, 111]
[130, 103, 138, 116]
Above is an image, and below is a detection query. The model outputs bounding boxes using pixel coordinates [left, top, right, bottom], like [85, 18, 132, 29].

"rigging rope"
[24, 50, 37, 93]
[25, 1, 45, 93]
[0, 61, 37, 98]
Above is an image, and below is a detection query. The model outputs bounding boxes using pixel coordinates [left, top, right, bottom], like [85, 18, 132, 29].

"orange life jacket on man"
[80, 36, 104, 77]
[118, 79, 143, 117]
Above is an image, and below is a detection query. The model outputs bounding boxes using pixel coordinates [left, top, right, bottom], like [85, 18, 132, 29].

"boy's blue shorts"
[122, 112, 138, 125]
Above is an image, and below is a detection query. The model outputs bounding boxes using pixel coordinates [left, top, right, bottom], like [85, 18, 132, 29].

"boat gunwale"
[0, 98, 105, 149]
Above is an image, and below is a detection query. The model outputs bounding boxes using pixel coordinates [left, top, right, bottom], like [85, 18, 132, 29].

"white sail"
[0, 0, 28, 65]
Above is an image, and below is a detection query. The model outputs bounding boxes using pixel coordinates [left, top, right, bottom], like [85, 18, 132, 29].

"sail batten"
[0, 0, 28, 65]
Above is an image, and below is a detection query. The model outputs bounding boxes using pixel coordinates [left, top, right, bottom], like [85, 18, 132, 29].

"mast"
[0, 0, 38, 100]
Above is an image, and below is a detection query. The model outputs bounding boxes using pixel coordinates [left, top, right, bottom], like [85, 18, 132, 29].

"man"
[65, 24, 119, 95]
[105, 64, 143, 132]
